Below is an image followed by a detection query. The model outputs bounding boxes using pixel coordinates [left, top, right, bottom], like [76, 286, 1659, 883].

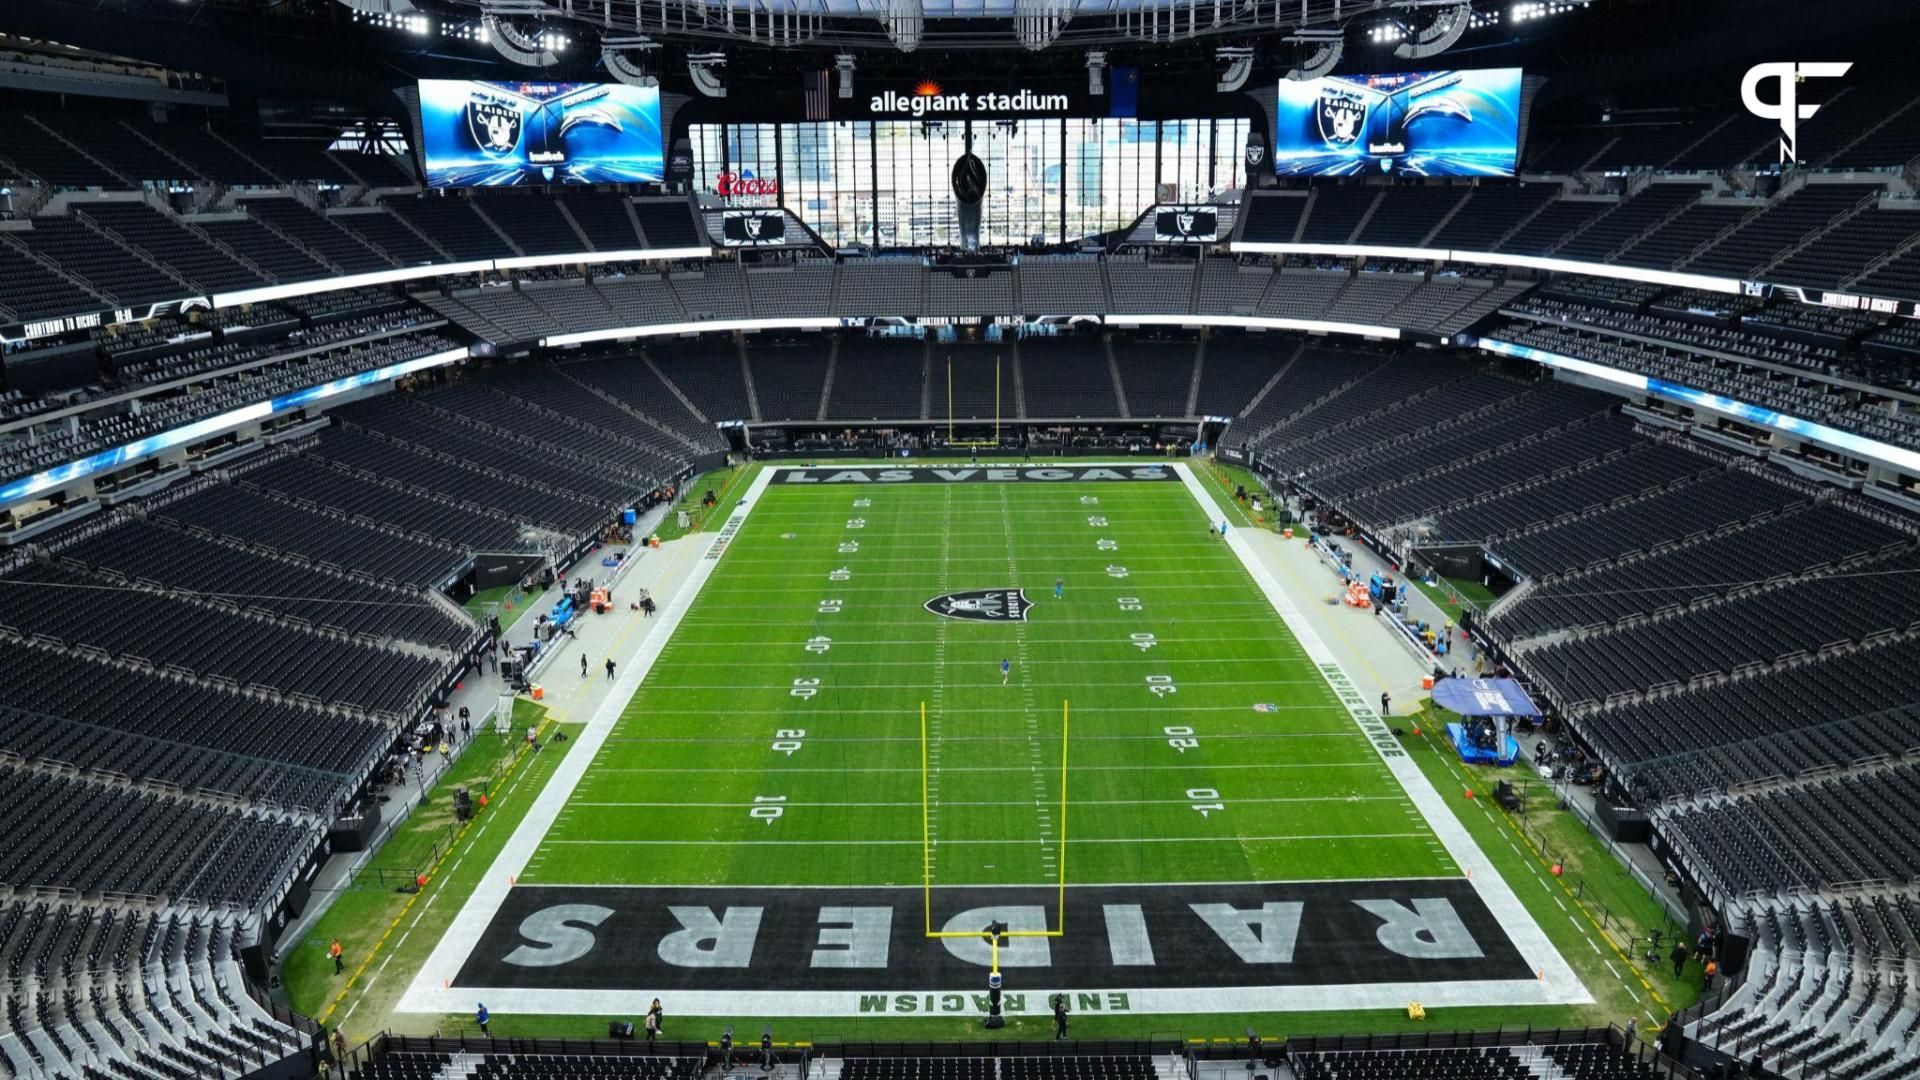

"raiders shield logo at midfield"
[925, 589, 1030, 622]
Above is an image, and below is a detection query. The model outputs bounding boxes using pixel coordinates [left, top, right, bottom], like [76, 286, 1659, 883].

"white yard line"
[545, 832, 1436, 846]
[567, 795, 1409, 808]
[1174, 461, 1589, 1007]
[397, 466, 775, 1013]
[581, 760, 1392, 773]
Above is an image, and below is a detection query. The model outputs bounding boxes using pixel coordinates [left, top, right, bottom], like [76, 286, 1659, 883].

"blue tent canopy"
[1431, 677, 1542, 719]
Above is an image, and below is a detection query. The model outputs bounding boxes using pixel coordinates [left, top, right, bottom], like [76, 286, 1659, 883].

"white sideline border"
[1176, 462, 1588, 1007]
[398, 462, 1588, 1016]
[398, 465, 777, 1014]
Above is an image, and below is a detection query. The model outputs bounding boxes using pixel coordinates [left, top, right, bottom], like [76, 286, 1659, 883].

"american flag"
[804, 70, 831, 121]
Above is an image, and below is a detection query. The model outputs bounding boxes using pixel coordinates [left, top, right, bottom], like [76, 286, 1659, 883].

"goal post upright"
[921, 699, 932, 938]
[921, 698, 1069, 941]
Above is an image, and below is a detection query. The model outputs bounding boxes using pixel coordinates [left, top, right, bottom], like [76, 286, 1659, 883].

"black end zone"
[454, 880, 1531, 993]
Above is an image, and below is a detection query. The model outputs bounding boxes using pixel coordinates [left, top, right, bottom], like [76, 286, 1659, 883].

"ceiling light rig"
[687, 51, 727, 97]
[1390, 1, 1471, 60]
[1014, 0, 1073, 51]
[480, 14, 562, 66]
[1283, 27, 1344, 81]
[602, 35, 659, 86]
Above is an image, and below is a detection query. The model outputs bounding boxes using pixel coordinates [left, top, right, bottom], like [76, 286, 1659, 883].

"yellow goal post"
[921, 700, 1068, 948]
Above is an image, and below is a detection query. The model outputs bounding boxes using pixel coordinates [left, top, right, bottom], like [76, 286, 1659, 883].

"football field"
[403, 462, 1584, 1020]
[532, 469, 1452, 888]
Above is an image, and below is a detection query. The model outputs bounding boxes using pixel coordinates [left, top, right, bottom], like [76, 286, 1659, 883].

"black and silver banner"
[1154, 205, 1218, 243]
[722, 210, 787, 246]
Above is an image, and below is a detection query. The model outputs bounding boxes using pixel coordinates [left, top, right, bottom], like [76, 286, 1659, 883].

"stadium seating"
[559, 193, 648, 250]
[746, 342, 831, 422]
[633, 199, 704, 248]
[386, 197, 516, 261]
[473, 193, 590, 256]
[844, 1060, 995, 1080]
[1684, 896, 1920, 1079]
[11, 80, 1920, 1080]
[1113, 339, 1197, 417]
[1292, 1045, 1552, 1080]
[333, 208, 447, 265]
[826, 339, 927, 421]
[0, 898, 312, 1079]
[1020, 337, 1121, 418]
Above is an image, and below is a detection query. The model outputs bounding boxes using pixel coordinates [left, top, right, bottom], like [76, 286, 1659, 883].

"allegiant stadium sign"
[869, 87, 1073, 117]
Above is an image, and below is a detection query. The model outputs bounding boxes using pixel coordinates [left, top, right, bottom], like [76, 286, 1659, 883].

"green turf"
[525, 478, 1454, 892]
[299, 466, 1700, 1041]
[1408, 574, 1497, 614]
[466, 585, 537, 632]
[284, 698, 564, 1039]
[651, 464, 755, 542]
[1203, 462, 1291, 531]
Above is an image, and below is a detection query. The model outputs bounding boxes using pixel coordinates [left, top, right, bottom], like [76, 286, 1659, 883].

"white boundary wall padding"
[398, 463, 1588, 1017]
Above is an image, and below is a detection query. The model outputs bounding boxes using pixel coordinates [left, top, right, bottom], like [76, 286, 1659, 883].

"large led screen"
[419, 80, 663, 187]
[1273, 68, 1522, 177]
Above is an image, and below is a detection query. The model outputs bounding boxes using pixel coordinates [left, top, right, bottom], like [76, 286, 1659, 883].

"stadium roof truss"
[443, 0, 1373, 51]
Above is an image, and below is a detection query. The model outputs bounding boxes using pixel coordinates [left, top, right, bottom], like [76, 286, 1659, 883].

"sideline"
[1175, 462, 1589, 1008]
[397, 466, 776, 1012]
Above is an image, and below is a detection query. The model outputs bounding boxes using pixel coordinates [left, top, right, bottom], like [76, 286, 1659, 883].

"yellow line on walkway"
[320, 710, 561, 1032]
[1415, 725, 1671, 1021]
[1260, 527, 1670, 1021]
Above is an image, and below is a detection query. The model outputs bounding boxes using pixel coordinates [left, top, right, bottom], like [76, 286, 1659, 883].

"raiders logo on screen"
[1317, 84, 1368, 148]
[466, 96, 523, 155]
[722, 211, 786, 246]
[925, 589, 1030, 622]
[1153, 207, 1217, 243]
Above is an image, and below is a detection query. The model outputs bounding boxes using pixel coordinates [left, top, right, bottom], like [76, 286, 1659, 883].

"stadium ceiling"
[407, 0, 1494, 53]
[2, 0, 1907, 110]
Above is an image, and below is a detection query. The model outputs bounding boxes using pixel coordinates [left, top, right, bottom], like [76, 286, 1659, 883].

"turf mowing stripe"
[545, 833, 1435, 846]
[570, 795, 1408, 807]
[579, 761, 1389, 773]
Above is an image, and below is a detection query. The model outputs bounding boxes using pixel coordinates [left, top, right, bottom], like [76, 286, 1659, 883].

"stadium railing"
[350, 1027, 1704, 1080]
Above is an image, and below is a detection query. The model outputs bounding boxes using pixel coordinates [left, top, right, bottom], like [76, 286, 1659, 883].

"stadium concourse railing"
[350, 1025, 1693, 1077]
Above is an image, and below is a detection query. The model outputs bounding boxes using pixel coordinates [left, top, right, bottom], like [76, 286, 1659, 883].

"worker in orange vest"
[330, 938, 344, 975]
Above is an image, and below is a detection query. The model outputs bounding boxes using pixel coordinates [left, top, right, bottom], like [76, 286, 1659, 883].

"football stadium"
[0, 0, 1916, 1078]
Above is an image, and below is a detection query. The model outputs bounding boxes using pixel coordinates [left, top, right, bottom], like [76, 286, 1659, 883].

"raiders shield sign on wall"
[925, 589, 1031, 622]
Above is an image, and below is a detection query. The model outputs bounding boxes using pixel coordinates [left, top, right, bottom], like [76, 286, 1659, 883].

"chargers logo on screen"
[1317, 85, 1369, 148]
[466, 95, 522, 155]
